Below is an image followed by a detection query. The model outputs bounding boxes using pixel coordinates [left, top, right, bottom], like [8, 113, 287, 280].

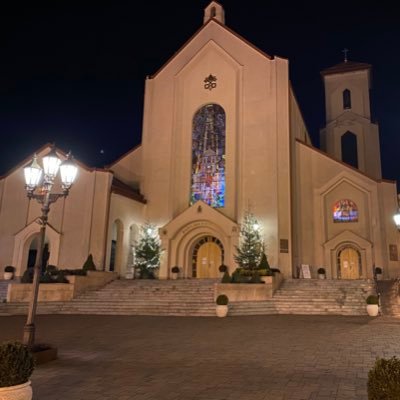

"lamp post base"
[23, 323, 35, 349]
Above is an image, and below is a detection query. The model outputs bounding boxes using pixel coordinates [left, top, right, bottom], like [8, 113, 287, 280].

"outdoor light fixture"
[22, 146, 78, 348]
[394, 210, 400, 231]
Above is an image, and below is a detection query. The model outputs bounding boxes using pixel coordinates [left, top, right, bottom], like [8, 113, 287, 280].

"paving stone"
[2, 314, 400, 399]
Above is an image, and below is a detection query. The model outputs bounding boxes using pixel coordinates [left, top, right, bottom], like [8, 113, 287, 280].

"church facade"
[1, 2, 399, 281]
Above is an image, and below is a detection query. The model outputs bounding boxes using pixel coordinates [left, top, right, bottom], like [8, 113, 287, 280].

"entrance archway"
[337, 246, 361, 279]
[192, 236, 224, 278]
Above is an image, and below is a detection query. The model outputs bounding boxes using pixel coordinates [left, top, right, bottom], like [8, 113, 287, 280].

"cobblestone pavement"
[1, 314, 400, 400]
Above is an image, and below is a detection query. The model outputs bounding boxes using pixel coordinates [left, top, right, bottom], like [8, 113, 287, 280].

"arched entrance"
[337, 246, 361, 279]
[192, 236, 224, 278]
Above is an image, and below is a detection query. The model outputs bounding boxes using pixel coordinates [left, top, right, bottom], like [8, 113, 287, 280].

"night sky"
[1, 1, 400, 187]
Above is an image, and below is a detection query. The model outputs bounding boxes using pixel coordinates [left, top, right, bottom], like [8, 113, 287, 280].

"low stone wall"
[67, 271, 118, 297]
[214, 273, 284, 302]
[7, 271, 118, 303]
[7, 283, 74, 302]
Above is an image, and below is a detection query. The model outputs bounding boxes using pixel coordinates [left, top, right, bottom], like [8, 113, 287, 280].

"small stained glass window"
[333, 199, 358, 223]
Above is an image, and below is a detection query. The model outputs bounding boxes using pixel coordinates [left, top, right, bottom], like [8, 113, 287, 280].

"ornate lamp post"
[22, 146, 78, 347]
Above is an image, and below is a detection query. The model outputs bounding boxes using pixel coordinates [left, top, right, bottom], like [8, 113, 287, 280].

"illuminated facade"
[0, 2, 399, 281]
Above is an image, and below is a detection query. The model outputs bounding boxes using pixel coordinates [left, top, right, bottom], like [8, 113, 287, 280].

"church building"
[1, 2, 399, 281]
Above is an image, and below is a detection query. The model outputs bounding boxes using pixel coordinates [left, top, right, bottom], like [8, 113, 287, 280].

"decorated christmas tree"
[234, 211, 264, 270]
[134, 223, 162, 278]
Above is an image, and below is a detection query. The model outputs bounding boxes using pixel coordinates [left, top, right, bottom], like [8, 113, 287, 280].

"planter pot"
[318, 274, 325, 280]
[376, 274, 383, 281]
[0, 381, 32, 400]
[172, 272, 178, 280]
[367, 304, 379, 317]
[3, 272, 13, 281]
[216, 305, 228, 318]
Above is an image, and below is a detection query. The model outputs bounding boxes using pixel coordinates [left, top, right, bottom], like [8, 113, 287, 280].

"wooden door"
[196, 242, 221, 278]
[339, 248, 360, 279]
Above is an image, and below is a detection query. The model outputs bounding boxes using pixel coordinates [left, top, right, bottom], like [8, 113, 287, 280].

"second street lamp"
[22, 146, 78, 348]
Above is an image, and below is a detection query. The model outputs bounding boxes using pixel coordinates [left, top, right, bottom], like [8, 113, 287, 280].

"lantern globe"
[24, 155, 43, 189]
[42, 147, 61, 178]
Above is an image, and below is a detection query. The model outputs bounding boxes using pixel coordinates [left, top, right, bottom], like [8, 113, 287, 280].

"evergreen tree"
[234, 211, 264, 270]
[134, 223, 162, 277]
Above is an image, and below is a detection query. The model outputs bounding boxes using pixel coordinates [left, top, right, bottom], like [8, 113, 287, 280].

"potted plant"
[317, 267, 326, 280]
[216, 294, 229, 317]
[3, 266, 15, 281]
[0, 341, 34, 400]
[366, 294, 379, 316]
[218, 264, 227, 278]
[368, 356, 400, 398]
[375, 267, 383, 280]
[171, 266, 180, 280]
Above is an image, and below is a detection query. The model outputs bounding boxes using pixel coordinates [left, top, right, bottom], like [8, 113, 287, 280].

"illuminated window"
[333, 199, 358, 223]
[190, 104, 225, 208]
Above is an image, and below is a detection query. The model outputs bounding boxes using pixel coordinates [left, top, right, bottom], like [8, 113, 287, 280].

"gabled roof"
[151, 17, 273, 79]
[0, 143, 107, 180]
[321, 61, 371, 77]
[105, 144, 141, 169]
[295, 139, 395, 184]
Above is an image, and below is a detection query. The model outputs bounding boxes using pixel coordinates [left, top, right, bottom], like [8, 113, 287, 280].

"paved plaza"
[1, 314, 400, 399]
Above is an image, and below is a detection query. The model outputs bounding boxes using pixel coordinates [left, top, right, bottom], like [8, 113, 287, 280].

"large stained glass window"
[191, 104, 225, 208]
[333, 199, 358, 223]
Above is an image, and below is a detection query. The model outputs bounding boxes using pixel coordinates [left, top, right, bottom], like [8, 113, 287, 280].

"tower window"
[343, 89, 351, 109]
[341, 131, 358, 168]
[210, 6, 216, 18]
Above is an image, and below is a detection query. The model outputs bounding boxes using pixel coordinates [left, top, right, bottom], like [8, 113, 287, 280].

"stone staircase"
[376, 280, 400, 317]
[0, 278, 376, 317]
[0, 281, 9, 302]
[0, 279, 217, 317]
[229, 279, 375, 316]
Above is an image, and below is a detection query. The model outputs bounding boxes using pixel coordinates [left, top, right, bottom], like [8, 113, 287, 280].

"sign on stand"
[301, 264, 311, 279]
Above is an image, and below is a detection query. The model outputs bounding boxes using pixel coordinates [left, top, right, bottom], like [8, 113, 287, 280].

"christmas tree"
[134, 223, 162, 278]
[234, 211, 264, 270]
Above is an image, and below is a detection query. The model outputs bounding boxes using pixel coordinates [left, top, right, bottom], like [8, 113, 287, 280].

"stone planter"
[0, 381, 32, 400]
[216, 305, 228, 317]
[3, 272, 13, 281]
[367, 304, 379, 317]
[318, 274, 325, 280]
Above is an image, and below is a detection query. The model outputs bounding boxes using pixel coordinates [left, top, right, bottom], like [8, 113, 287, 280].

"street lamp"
[394, 210, 400, 231]
[22, 146, 78, 348]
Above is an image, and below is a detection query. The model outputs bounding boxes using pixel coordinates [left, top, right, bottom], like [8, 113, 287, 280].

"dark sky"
[1, 1, 400, 187]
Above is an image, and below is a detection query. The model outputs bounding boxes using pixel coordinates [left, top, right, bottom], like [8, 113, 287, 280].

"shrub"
[82, 254, 96, 272]
[375, 267, 383, 275]
[218, 264, 228, 273]
[0, 341, 34, 387]
[221, 271, 231, 283]
[271, 268, 281, 274]
[368, 356, 400, 399]
[59, 269, 87, 276]
[21, 269, 34, 284]
[258, 253, 271, 271]
[216, 294, 229, 305]
[250, 271, 263, 284]
[366, 295, 379, 305]
[4, 266, 15, 273]
[317, 267, 326, 274]
[171, 266, 180, 273]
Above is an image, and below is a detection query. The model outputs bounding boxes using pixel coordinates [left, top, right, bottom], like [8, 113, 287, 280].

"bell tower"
[204, 1, 225, 25]
[320, 54, 382, 180]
